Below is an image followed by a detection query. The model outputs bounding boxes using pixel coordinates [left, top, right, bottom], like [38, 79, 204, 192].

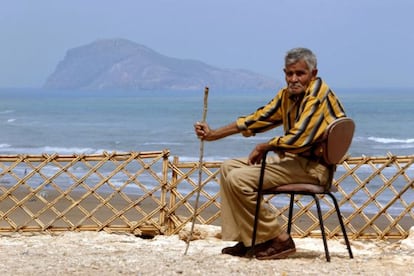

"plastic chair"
[251, 117, 355, 262]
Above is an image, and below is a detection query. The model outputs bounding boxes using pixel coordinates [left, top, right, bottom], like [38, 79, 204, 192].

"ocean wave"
[42, 146, 107, 154]
[172, 155, 229, 162]
[368, 137, 414, 144]
[0, 146, 99, 155]
[336, 163, 414, 173]
[142, 142, 183, 146]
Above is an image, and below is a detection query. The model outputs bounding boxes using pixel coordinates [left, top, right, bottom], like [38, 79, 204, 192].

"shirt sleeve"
[235, 91, 284, 137]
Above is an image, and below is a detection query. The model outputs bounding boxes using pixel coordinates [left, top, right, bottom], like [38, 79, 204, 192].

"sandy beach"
[1, 168, 413, 275]
[1, 224, 413, 276]
[1, 187, 414, 275]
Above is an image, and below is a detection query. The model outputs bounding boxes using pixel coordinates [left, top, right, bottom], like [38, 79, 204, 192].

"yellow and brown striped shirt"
[236, 77, 347, 154]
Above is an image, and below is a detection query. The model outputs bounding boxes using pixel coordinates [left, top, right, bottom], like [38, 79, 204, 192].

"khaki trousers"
[219, 153, 329, 246]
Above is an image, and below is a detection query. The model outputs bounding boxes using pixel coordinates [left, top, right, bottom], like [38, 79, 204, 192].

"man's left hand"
[248, 143, 275, 165]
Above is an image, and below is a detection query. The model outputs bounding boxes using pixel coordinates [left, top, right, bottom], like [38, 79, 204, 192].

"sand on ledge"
[1, 225, 413, 276]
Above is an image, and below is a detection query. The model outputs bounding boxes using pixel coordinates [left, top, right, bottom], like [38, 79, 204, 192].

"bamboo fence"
[0, 150, 413, 240]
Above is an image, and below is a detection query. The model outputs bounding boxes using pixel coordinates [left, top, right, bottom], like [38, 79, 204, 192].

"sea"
[1, 87, 413, 214]
[1, 87, 413, 158]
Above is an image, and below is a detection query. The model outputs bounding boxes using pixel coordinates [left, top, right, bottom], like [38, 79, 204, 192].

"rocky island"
[44, 38, 278, 91]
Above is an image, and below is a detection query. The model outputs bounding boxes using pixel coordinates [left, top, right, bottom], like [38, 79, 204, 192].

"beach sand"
[2, 188, 414, 275]
[1, 224, 413, 276]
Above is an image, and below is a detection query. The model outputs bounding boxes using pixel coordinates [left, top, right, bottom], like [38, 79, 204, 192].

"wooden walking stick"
[184, 86, 209, 255]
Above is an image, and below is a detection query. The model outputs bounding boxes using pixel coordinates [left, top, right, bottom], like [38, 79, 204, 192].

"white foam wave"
[0, 146, 98, 155]
[143, 142, 183, 146]
[42, 146, 98, 154]
[173, 155, 229, 162]
[368, 136, 414, 144]
[7, 118, 16, 123]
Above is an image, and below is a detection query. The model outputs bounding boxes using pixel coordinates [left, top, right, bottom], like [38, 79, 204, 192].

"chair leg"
[250, 191, 262, 257]
[287, 193, 295, 234]
[313, 195, 331, 262]
[250, 152, 269, 257]
[327, 192, 354, 259]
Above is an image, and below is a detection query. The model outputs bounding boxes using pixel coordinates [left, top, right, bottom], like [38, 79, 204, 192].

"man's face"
[284, 60, 317, 95]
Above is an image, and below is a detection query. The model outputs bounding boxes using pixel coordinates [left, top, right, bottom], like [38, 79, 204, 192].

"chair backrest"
[320, 117, 355, 165]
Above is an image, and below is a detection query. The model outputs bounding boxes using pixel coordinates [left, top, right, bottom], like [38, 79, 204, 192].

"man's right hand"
[194, 122, 213, 141]
[194, 121, 240, 142]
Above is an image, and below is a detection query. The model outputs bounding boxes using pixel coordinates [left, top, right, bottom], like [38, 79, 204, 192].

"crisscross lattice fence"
[0, 150, 413, 240]
[0, 151, 170, 235]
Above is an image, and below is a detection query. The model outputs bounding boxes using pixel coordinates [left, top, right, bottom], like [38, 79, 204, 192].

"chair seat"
[266, 183, 336, 194]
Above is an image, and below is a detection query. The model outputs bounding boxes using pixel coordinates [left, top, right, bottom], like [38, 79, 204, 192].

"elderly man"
[194, 48, 346, 260]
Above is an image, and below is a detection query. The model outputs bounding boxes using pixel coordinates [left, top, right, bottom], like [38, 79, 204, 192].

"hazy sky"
[1, 0, 413, 89]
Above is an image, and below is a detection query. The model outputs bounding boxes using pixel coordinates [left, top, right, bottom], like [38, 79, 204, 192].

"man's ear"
[312, 69, 318, 78]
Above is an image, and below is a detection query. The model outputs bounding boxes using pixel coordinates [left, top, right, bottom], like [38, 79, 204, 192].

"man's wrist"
[257, 143, 274, 152]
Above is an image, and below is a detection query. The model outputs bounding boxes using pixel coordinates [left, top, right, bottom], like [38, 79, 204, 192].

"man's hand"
[194, 121, 240, 141]
[248, 143, 275, 165]
[194, 122, 213, 141]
